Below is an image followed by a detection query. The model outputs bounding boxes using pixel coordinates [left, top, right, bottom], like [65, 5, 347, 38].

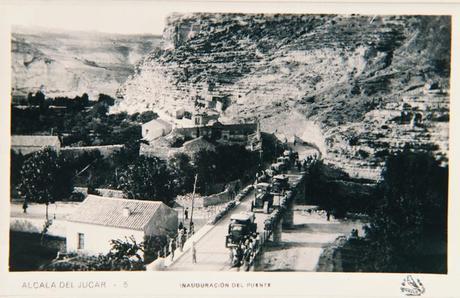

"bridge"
[164, 170, 305, 271]
[159, 143, 363, 272]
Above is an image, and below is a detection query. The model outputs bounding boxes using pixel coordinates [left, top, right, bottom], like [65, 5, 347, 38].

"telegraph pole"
[189, 174, 198, 229]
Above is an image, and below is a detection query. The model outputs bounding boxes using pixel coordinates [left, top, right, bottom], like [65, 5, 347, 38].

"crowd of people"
[229, 233, 261, 271]
[164, 221, 196, 262]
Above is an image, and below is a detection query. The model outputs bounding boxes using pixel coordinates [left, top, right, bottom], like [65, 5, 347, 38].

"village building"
[174, 121, 259, 145]
[66, 195, 178, 256]
[182, 136, 217, 155]
[11, 135, 61, 155]
[193, 110, 220, 126]
[142, 118, 173, 141]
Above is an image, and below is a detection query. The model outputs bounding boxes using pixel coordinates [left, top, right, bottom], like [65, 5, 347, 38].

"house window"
[78, 233, 85, 249]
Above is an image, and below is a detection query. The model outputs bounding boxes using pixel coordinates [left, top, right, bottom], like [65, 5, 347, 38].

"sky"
[4, 2, 173, 35]
[3, 1, 458, 35]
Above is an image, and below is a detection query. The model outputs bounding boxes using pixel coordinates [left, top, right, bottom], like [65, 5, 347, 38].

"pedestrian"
[190, 221, 195, 235]
[185, 208, 189, 220]
[177, 231, 183, 252]
[192, 241, 197, 264]
[169, 238, 176, 261]
[162, 242, 167, 258]
[229, 247, 234, 265]
[178, 221, 184, 230]
[180, 230, 186, 251]
[326, 211, 331, 221]
[22, 200, 28, 213]
[243, 248, 251, 271]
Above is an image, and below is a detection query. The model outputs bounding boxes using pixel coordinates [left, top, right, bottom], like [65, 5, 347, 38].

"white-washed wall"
[144, 205, 178, 237]
[66, 222, 144, 255]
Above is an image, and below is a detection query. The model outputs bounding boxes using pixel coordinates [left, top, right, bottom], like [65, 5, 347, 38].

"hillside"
[12, 27, 162, 100]
[114, 14, 450, 180]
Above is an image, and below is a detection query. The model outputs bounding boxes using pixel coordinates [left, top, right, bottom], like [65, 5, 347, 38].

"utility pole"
[189, 174, 198, 229]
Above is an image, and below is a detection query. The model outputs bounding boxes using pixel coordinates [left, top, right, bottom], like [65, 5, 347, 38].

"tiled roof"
[142, 118, 172, 129]
[182, 136, 216, 153]
[66, 195, 164, 231]
[11, 135, 60, 147]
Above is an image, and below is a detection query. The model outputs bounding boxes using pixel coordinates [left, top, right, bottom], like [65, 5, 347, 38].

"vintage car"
[251, 182, 274, 214]
[225, 212, 257, 248]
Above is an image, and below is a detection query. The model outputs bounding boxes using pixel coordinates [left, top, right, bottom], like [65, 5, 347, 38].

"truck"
[251, 182, 274, 214]
[225, 212, 257, 248]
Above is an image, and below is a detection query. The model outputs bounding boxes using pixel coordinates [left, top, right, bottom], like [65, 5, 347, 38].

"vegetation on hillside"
[12, 92, 145, 147]
[360, 150, 448, 273]
[315, 150, 448, 273]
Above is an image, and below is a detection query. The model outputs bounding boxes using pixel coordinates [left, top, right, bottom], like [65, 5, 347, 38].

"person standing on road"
[190, 221, 195, 235]
[185, 207, 189, 220]
[169, 238, 176, 261]
[181, 229, 186, 251]
[192, 241, 197, 264]
[178, 229, 184, 252]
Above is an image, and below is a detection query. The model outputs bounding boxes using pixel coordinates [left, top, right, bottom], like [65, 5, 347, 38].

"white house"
[141, 119, 173, 141]
[11, 135, 61, 155]
[66, 195, 178, 256]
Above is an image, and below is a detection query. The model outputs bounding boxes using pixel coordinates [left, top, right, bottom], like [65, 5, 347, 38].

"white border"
[0, 1, 458, 298]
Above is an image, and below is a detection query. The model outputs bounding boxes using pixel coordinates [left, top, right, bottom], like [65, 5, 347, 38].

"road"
[254, 205, 367, 271]
[166, 172, 304, 271]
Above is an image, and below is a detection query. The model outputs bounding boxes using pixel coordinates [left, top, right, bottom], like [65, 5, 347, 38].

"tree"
[363, 150, 448, 272]
[138, 111, 158, 123]
[10, 150, 25, 191]
[119, 156, 174, 205]
[168, 153, 195, 194]
[192, 150, 218, 195]
[18, 148, 73, 219]
[108, 236, 144, 262]
[216, 145, 259, 182]
[97, 93, 115, 106]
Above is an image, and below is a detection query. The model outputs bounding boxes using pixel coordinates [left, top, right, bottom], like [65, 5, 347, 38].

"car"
[225, 212, 257, 248]
[251, 183, 274, 214]
[271, 174, 290, 194]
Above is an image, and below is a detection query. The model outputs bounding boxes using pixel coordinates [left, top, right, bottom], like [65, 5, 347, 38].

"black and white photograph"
[1, 1, 457, 297]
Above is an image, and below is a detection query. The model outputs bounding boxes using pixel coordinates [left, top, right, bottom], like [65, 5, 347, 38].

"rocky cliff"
[12, 27, 161, 100]
[114, 13, 450, 181]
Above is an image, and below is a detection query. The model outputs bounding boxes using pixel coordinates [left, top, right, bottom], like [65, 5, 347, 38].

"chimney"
[122, 207, 131, 217]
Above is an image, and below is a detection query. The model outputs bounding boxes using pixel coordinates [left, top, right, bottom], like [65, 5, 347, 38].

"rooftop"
[66, 195, 165, 231]
[142, 118, 172, 128]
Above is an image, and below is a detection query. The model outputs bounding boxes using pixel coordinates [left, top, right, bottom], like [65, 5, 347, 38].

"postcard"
[0, 1, 458, 297]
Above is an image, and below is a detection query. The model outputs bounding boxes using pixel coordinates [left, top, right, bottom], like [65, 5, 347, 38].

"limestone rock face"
[12, 27, 161, 100]
[115, 14, 450, 181]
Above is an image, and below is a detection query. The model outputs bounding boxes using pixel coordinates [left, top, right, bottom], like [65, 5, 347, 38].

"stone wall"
[61, 144, 124, 158]
[73, 187, 125, 198]
[175, 189, 233, 208]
